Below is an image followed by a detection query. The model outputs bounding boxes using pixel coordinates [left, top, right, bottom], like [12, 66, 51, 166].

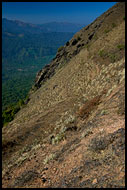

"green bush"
[43, 154, 56, 164]
[109, 54, 117, 63]
[112, 23, 116, 28]
[117, 44, 125, 50]
[2, 98, 25, 127]
[2, 105, 17, 126]
[58, 46, 64, 52]
[104, 29, 110, 34]
[51, 132, 65, 145]
[98, 49, 107, 57]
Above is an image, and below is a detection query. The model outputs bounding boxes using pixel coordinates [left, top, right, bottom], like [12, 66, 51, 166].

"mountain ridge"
[32, 1, 125, 91]
[2, 18, 84, 33]
[2, 2, 125, 188]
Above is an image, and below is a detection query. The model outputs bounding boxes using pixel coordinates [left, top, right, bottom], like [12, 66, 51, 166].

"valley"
[2, 20, 76, 111]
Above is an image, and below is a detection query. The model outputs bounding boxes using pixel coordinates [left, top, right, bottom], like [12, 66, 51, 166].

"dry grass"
[2, 2, 125, 188]
[77, 95, 102, 119]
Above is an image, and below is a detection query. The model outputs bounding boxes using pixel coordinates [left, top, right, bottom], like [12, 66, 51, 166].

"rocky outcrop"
[34, 2, 125, 90]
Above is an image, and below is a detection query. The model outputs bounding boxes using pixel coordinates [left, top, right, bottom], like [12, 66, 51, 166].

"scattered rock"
[42, 177, 47, 183]
[9, 170, 39, 188]
[92, 178, 97, 184]
[72, 39, 78, 46]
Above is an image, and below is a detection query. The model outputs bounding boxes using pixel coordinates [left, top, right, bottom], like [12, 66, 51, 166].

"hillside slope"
[2, 2, 125, 188]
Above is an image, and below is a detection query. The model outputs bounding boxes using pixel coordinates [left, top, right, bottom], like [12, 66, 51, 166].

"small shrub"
[43, 154, 56, 164]
[88, 33, 94, 40]
[24, 95, 30, 105]
[77, 36, 81, 41]
[104, 29, 110, 33]
[100, 110, 108, 116]
[2, 105, 19, 126]
[93, 34, 98, 40]
[58, 46, 64, 52]
[77, 95, 101, 119]
[109, 54, 117, 63]
[123, 16, 125, 20]
[19, 145, 32, 155]
[72, 39, 78, 46]
[77, 44, 81, 48]
[51, 132, 65, 145]
[2, 98, 25, 127]
[98, 50, 107, 57]
[112, 23, 116, 28]
[66, 41, 69, 46]
[117, 44, 125, 50]
[84, 44, 89, 49]
[117, 98, 125, 116]
[89, 136, 109, 152]
[81, 128, 93, 138]
[64, 115, 75, 125]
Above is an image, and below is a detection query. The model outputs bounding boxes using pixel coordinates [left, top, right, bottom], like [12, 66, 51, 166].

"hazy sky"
[2, 2, 117, 25]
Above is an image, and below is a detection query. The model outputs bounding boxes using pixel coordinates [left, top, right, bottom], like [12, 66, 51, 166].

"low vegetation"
[43, 153, 56, 164]
[109, 54, 117, 63]
[77, 95, 101, 119]
[98, 49, 107, 57]
[117, 44, 125, 50]
[81, 128, 93, 138]
[112, 23, 116, 28]
[2, 97, 28, 127]
[72, 38, 78, 45]
[66, 41, 69, 46]
[58, 46, 64, 52]
[104, 29, 110, 34]
[51, 132, 65, 145]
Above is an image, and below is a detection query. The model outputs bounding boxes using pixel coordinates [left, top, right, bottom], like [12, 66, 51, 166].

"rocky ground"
[2, 2, 125, 188]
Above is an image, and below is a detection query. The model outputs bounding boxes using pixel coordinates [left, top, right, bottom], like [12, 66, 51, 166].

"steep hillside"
[2, 2, 125, 188]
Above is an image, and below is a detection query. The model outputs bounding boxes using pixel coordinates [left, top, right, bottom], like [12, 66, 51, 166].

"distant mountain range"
[38, 22, 85, 32]
[2, 18, 85, 34]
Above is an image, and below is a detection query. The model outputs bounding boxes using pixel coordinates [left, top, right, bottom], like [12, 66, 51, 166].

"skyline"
[2, 2, 116, 25]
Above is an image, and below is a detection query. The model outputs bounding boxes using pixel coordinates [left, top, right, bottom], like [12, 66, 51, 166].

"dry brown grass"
[77, 95, 102, 119]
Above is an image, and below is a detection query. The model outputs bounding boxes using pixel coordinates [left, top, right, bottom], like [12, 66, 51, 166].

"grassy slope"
[2, 2, 125, 188]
